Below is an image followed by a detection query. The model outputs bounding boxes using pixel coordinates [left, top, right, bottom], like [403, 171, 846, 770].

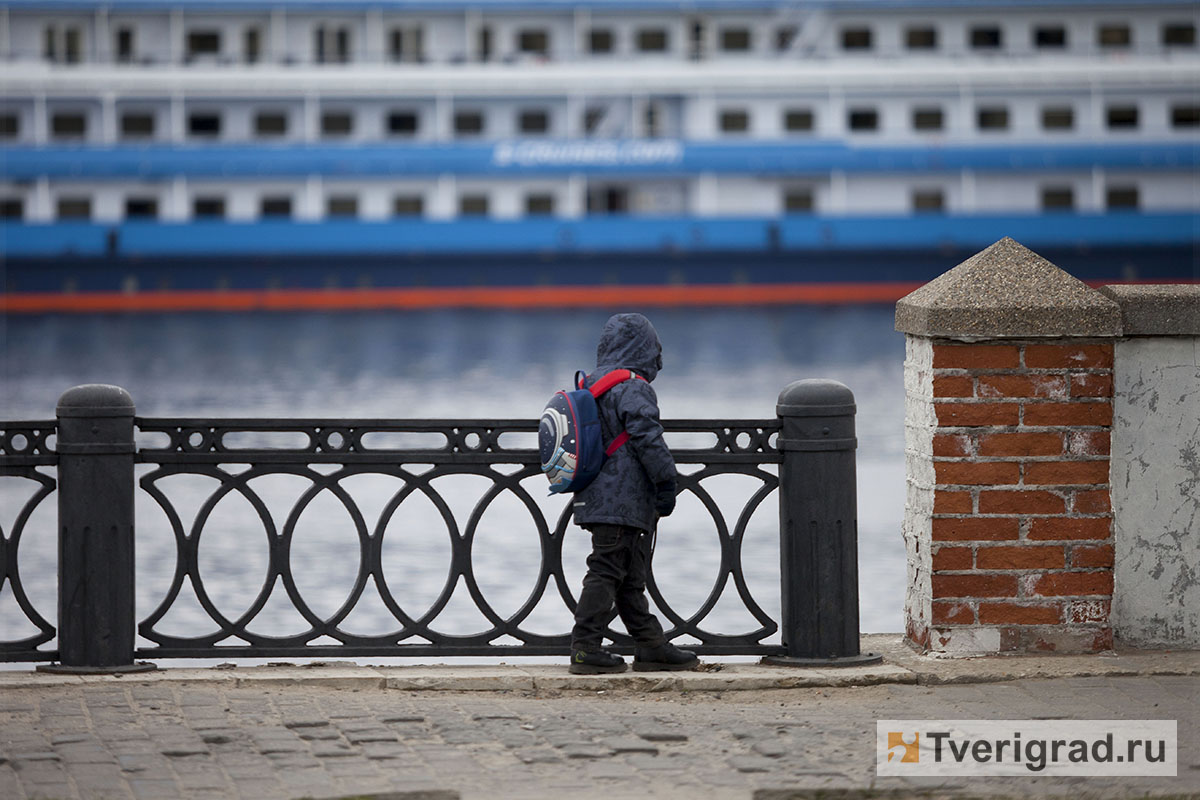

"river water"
[1, 306, 907, 660]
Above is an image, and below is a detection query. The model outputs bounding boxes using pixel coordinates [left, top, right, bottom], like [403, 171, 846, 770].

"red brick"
[1066, 599, 1111, 624]
[1068, 431, 1110, 457]
[1023, 402, 1112, 427]
[978, 602, 1063, 625]
[1031, 571, 1113, 597]
[1024, 460, 1109, 486]
[1029, 517, 1111, 541]
[978, 375, 1068, 399]
[1072, 544, 1115, 568]
[935, 461, 1020, 486]
[932, 517, 1020, 541]
[933, 344, 1021, 369]
[1072, 490, 1111, 513]
[933, 434, 971, 457]
[934, 491, 973, 514]
[1070, 373, 1114, 398]
[976, 545, 1064, 570]
[933, 573, 1018, 598]
[936, 403, 1020, 427]
[978, 490, 1065, 514]
[1024, 344, 1114, 369]
[932, 547, 973, 571]
[932, 601, 975, 625]
[933, 376, 974, 398]
[978, 432, 1063, 457]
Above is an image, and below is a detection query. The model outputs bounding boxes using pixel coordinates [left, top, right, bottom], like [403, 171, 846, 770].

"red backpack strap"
[588, 369, 648, 456]
[588, 369, 644, 398]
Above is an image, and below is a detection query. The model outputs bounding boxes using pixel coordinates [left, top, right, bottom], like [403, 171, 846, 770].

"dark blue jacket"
[572, 313, 677, 533]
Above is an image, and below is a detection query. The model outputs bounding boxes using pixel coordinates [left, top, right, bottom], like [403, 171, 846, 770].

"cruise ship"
[1, 0, 1197, 311]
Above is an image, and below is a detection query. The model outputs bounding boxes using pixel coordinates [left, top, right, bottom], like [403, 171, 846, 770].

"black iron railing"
[2, 382, 876, 671]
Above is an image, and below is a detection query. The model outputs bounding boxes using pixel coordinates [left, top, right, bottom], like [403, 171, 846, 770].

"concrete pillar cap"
[777, 379, 855, 417]
[895, 237, 1122, 340]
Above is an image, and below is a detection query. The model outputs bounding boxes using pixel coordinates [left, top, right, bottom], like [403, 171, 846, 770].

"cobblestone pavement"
[0, 675, 1196, 800]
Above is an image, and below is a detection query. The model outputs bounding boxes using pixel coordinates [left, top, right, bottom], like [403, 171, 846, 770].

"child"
[569, 313, 700, 674]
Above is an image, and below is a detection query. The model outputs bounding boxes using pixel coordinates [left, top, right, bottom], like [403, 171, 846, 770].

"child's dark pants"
[571, 524, 667, 652]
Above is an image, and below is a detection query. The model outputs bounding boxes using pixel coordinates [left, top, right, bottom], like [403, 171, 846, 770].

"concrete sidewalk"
[1, 636, 1197, 800]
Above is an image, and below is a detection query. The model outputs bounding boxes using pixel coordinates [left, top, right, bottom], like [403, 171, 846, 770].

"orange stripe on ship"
[2, 282, 926, 313]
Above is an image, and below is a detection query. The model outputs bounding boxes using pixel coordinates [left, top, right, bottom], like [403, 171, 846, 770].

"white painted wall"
[1112, 335, 1200, 648]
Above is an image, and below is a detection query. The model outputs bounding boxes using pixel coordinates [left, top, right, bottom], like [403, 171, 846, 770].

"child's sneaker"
[568, 649, 627, 674]
[632, 642, 699, 671]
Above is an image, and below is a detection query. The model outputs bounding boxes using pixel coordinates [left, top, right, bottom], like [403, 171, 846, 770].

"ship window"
[1163, 22, 1196, 47]
[1106, 186, 1139, 209]
[322, 112, 354, 137]
[261, 196, 292, 217]
[120, 112, 156, 139]
[1042, 107, 1074, 130]
[719, 109, 750, 133]
[1034, 26, 1067, 48]
[387, 111, 419, 136]
[776, 26, 797, 52]
[315, 26, 352, 64]
[186, 31, 221, 60]
[116, 27, 136, 63]
[327, 196, 358, 217]
[517, 29, 549, 56]
[459, 194, 489, 216]
[51, 112, 88, 139]
[188, 113, 221, 137]
[1106, 106, 1139, 129]
[906, 26, 938, 50]
[970, 26, 1003, 49]
[583, 107, 606, 135]
[1172, 105, 1200, 128]
[125, 197, 158, 219]
[519, 109, 550, 135]
[477, 25, 493, 61]
[525, 193, 555, 215]
[193, 197, 225, 218]
[255, 112, 288, 137]
[245, 28, 261, 63]
[783, 188, 813, 213]
[912, 108, 943, 131]
[784, 109, 814, 133]
[1041, 186, 1074, 211]
[57, 197, 92, 220]
[636, 28, 669, 52]
[1097, 24, 1131, 48]
[976, 106, 1009, 131]
[589, 29, 614, 54]
[841, 27, 872, 51]
[0, 113, 19, 139]
[721, 28, 752, 52]
[454, 111, 485, 136]
[393, 195, 424, 216]
[390, 26, 425, 62]
[1, 198, 23, 219]
[688, 19, 705, 60]
[45, 26, 83, 63]
[847, 108, 879, 131]
[912, 189, 944, 213]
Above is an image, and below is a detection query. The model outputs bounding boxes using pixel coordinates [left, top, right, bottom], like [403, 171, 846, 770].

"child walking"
[569, 313, 699, 674]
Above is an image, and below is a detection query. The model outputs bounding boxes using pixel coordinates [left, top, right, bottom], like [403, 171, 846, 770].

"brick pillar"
[897, 238, 1123, 656]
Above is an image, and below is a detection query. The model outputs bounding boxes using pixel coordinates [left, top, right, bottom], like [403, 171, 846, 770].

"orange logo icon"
[887, 732, 920, 763]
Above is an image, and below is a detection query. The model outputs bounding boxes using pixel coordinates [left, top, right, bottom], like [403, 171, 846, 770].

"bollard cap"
[57, 385, 135, 418]
[777, 379, 855, 417]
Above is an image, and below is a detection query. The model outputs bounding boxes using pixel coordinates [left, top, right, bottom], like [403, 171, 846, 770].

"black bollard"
[38, 385, 154, 674]
[765, 379, 881, 667]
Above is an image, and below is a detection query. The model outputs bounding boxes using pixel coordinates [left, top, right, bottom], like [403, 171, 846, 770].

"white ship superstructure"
[0, 0, 1196, 291]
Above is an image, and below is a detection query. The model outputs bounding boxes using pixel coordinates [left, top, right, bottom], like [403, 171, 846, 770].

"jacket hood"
[595, 313, 663, 382]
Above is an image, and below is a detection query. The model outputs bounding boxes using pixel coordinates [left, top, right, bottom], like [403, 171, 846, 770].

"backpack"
[539, 369, 645, 494]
